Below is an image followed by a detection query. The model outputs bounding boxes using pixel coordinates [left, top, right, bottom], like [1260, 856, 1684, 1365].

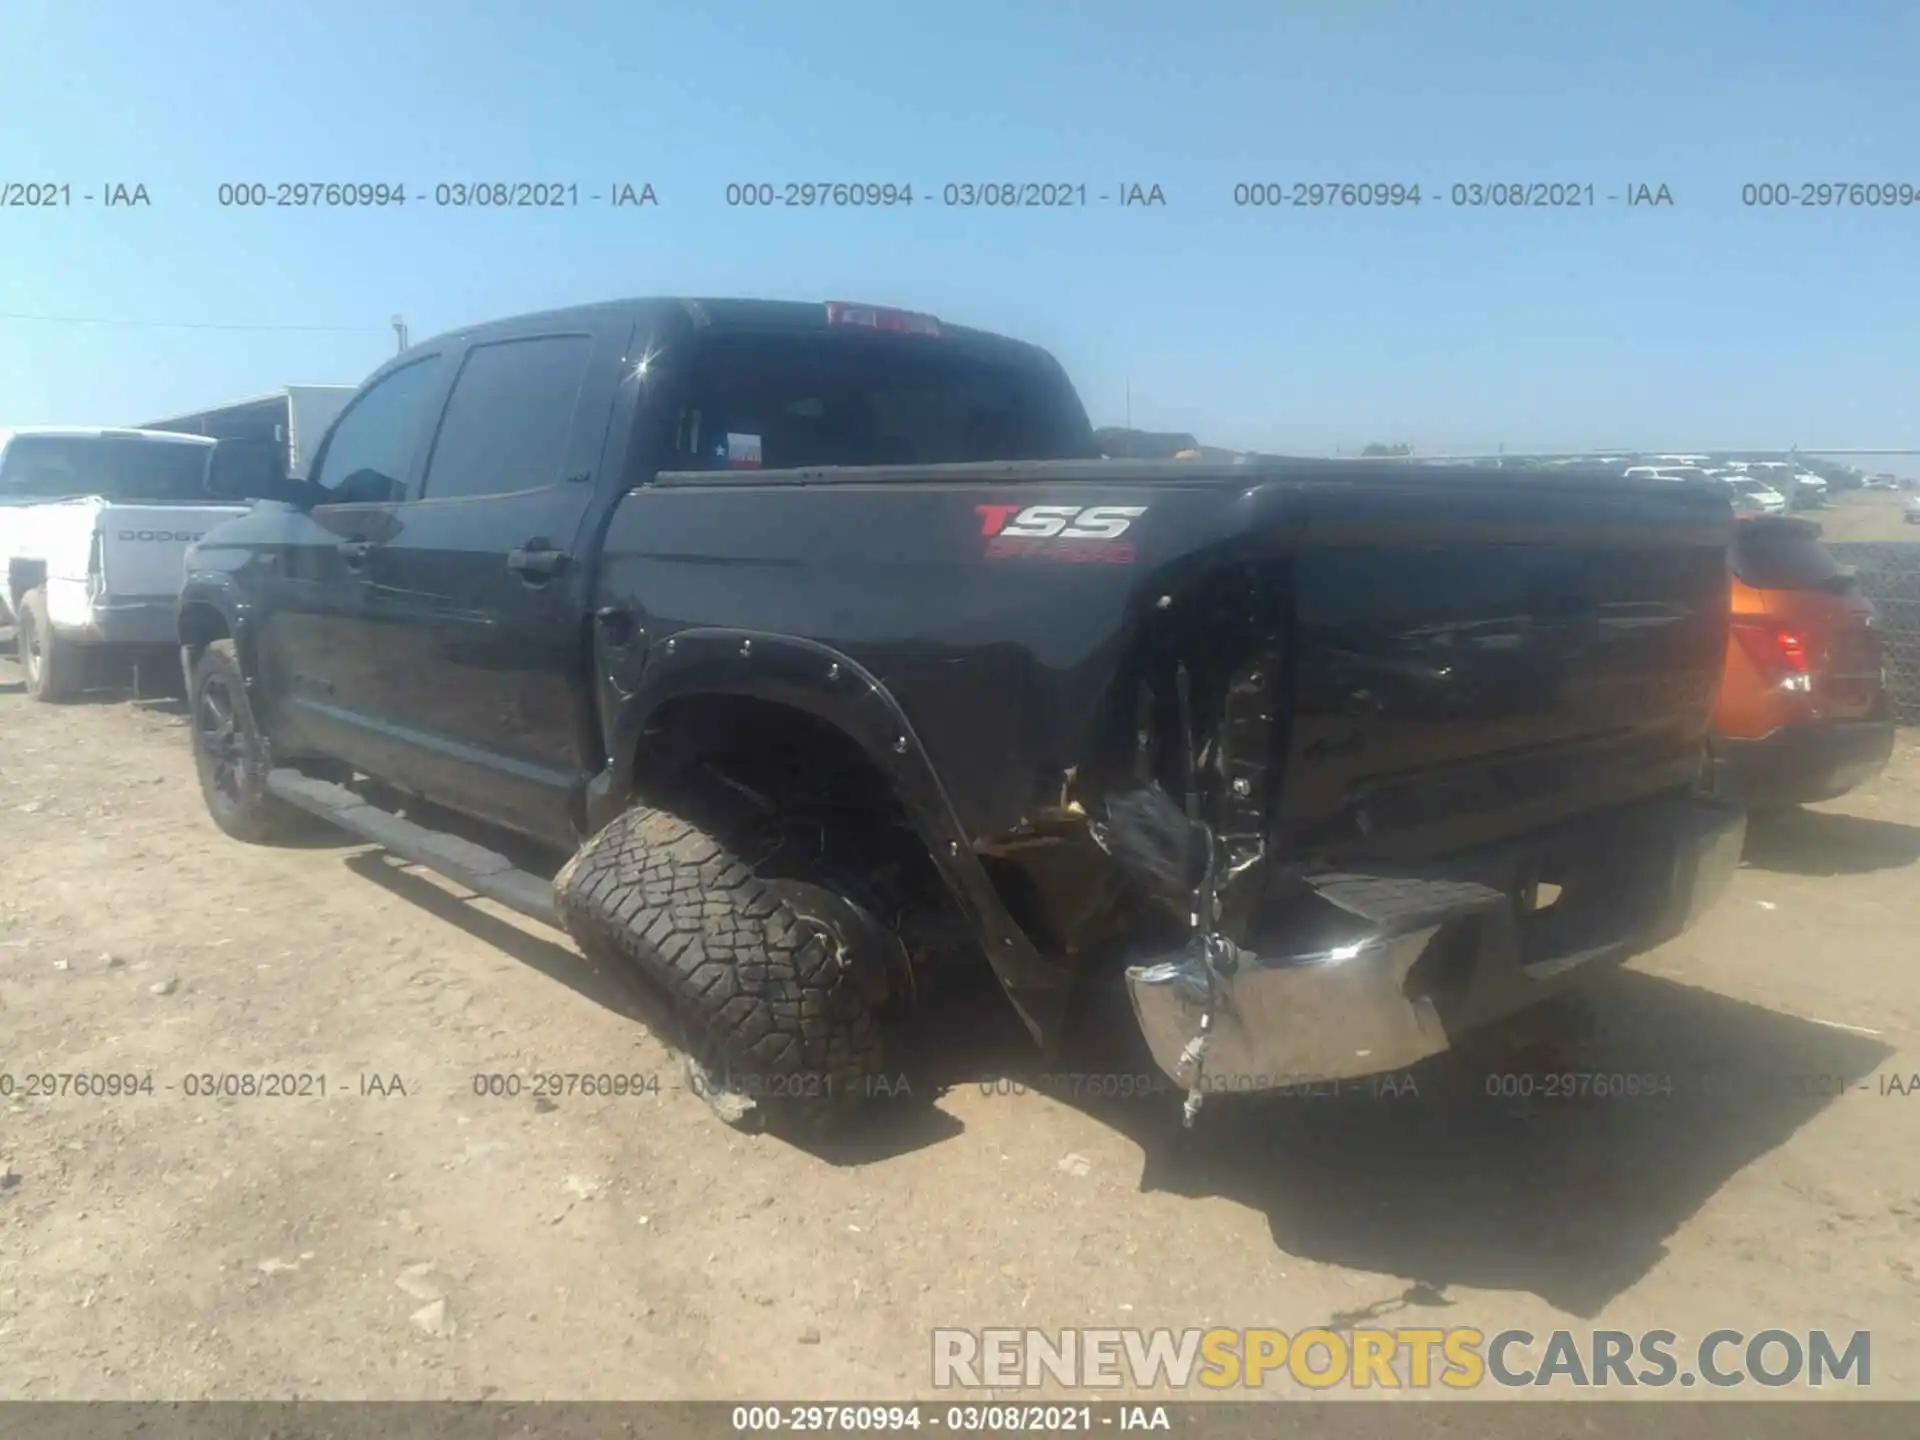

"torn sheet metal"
[1088, 781, 1206, 911]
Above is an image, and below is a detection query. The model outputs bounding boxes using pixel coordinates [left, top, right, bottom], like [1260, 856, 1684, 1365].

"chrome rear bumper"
[1126, 796, 1746, 1092]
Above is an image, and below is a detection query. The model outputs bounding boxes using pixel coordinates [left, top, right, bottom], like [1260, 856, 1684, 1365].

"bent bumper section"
[1126, 795, 1745, 1093]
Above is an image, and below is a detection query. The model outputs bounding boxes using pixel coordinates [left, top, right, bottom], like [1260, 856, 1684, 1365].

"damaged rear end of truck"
[590, 456, 1742, 1121]
[1090, 466, 1743, 1116]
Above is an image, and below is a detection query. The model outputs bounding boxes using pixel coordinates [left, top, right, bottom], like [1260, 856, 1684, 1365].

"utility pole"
[391, 314, 409, 354]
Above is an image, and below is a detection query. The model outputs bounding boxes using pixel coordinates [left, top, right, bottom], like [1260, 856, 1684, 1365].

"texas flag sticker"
[724, 432, 763, 469]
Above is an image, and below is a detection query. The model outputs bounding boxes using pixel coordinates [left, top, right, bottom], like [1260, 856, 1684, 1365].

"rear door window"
[659, 333, 1095, 470]
[420, 334, 594, 500]
[1732, 522, 1853, 591]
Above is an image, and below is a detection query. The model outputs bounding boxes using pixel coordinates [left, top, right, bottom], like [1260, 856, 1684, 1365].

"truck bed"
[603, 457, 1732, 866]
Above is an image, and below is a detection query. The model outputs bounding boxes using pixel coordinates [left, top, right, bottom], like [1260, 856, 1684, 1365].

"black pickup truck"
[178, 296, 1744, 1134]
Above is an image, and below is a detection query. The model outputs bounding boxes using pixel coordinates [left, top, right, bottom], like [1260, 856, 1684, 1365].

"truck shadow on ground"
[0, 639, 181, 702]
[316, 801, 1893, 1317]
[1739, 806, 1920, 875]
[863, 962, 1892, 1319]
[342, 851, 652, 1022]
[0, 678, 184, 713]
[0, 646, 191, 706]
[337, 840, 976, 1148]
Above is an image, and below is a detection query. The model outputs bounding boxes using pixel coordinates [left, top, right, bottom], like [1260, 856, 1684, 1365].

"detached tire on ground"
[188, 638, 315, 844]
[554, 804, 887, 1137]
[17, 587, 84, 703]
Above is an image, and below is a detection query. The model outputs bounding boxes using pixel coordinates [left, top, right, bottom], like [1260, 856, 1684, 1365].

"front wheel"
[188, 639, 314, 844]
[17, 587, 85, 703]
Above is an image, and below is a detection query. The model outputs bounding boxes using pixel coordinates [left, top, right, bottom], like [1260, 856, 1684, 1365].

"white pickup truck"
[1, 427, 249, 701]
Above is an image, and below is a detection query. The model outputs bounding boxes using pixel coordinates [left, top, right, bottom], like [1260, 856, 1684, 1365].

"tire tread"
[554, 803, 885, 1133]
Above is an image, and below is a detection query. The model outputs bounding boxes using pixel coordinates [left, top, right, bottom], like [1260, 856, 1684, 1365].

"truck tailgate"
[100, 503, 250, 600]
[1275, 475, 1732, 861]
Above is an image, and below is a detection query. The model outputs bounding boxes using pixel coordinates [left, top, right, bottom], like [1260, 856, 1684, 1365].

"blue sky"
[1, 0, 1916, 460]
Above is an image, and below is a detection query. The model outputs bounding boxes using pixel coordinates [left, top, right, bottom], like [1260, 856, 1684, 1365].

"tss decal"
[975, 504, 1147, 563]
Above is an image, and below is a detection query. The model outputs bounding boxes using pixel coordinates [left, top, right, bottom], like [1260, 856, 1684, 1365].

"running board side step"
[265, 768, 560, 929]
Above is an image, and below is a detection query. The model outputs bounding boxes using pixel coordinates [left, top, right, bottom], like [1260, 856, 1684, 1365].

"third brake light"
[824, 302, 942, 337]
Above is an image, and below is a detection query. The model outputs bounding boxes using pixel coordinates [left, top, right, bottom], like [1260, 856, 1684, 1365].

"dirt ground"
[1806, 488, 1917, 543]
[3, 662, 1920, 1402]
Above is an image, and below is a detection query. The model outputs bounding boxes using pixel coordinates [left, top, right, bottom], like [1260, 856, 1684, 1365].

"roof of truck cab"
[0, 426, 216, 445]
[410, 297, 1046, 355]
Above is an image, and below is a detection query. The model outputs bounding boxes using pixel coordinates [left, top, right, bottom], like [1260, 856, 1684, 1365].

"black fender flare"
[176, 573, 258, 683]
[588, 627, 1073, 1052]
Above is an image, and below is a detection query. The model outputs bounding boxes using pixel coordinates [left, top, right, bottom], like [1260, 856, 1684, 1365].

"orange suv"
[1710, 515, 1894, 809]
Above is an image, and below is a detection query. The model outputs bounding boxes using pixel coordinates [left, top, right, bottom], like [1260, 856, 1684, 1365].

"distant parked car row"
[1597, 458, 1820, 514]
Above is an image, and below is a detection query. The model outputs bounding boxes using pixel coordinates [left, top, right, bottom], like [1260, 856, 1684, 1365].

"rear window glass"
[660, 333, 1096, 469]
[0, 435, 213, 503]
[1732, 522, 1852, 591]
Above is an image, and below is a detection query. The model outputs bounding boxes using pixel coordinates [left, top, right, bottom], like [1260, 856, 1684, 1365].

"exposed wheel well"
[630, 693, 978, 977]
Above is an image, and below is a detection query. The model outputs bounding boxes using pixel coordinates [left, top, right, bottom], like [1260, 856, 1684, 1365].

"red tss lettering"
[975, 504, 1146, 562]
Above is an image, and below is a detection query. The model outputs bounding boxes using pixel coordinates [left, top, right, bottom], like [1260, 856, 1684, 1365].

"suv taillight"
[86, 529, 105, 600]
[1731, 615, 1812, 691]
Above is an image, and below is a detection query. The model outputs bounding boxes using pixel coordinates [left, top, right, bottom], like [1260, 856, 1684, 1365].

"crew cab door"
[358, 319, 634, 846]
[253, 351, 449, 771]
